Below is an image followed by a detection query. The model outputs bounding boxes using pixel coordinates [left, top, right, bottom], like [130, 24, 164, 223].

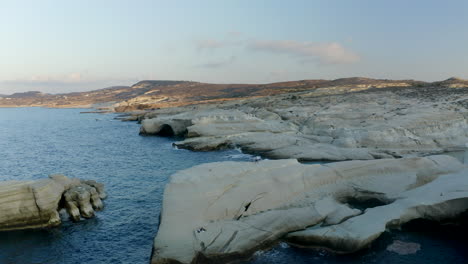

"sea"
[0, 107, 467, 264]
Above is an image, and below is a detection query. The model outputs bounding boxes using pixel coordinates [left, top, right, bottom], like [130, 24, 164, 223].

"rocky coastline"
[132, 82, 468, 263]
[1, 78, 467, 263]
[137, 83, 468, 162]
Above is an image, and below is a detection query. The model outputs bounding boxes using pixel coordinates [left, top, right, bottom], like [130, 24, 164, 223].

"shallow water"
[0, 108, 467, 264]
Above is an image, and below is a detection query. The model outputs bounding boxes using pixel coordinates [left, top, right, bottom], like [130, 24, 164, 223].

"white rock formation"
[139, 87, 468, 161]
[151, 155, 468, 264]
[0, 174, 106, 231]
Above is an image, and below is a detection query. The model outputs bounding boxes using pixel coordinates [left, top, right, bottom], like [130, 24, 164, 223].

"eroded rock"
[151, 155, 468, 264]
[139, 86, 468, 161]
[0, 174, 106, 231]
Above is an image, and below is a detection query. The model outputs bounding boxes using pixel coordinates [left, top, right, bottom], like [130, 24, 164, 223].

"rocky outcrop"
[0, 174, 106, 232]
[140, 109, 294, 138]
[139, 85, 468, 161]
[151, 155, 468, 264]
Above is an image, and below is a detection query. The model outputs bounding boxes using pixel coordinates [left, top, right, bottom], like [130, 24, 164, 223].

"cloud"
[28, 72, 85, 83]
[195, 34, 360, 65]
[195, 56, 236, 69]
[195, 39, 229, 51]
[195, 32, 246, 52]
[227, 31, 243, 38]
[250, 40, 360, 65]
[0, 73, 138, 94]
[268, 69, 291, 78]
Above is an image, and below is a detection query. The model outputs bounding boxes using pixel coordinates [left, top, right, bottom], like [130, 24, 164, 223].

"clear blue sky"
[0, 0, 467, 93]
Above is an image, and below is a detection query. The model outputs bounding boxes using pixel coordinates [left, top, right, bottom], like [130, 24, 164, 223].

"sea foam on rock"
[151, 155, 468, 264]
[0, 174, 106, 231]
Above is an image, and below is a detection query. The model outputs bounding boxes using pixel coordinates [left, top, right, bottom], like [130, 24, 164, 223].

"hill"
[0, 77, 466, 111]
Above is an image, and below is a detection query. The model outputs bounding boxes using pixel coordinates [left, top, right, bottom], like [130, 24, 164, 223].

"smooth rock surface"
[0, 174, 106, 231]
[151, 155, 468, 264]
[140, 85, 468, 161]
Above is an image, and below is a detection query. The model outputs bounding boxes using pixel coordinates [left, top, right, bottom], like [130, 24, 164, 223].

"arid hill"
[0, 77, 466, 111]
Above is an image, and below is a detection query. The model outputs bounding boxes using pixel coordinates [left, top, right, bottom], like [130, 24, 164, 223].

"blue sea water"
[0, 107, 252, 264]
[0, 108, 467, 264]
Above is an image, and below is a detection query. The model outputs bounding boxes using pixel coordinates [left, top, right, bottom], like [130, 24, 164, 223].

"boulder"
[151, 155, 468, 264]
[0, 174, 106, 231]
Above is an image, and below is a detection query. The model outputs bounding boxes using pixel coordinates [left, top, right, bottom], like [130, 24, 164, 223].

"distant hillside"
[131, 80, 189, 89]
[432, 77, 468, 88]
[0, 77, 466, 111]
[8, 91, 47, 98]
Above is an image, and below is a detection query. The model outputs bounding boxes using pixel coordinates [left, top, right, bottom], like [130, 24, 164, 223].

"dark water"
[0, 108, 467, 264]
[250, 218, 468, 264]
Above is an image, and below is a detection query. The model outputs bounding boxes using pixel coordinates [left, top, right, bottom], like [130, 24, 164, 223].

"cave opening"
[157, 124, 175, 137]
[343, 197, 391, 210]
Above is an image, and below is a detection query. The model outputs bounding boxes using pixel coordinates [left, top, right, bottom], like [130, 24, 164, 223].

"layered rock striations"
[0, 174, 106, 232]
[140, 84, 468, 161]
[151, 155, 468, 264]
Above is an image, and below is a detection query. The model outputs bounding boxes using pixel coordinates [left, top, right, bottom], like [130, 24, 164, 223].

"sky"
[0, 0, 467, 94]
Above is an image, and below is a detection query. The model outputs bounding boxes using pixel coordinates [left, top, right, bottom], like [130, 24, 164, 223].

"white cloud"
[195, 32, 246, 52]
[227, 31, 243, 38]
[195, 56, 236, 69]
[195, 34, 360, 65]
[0, 72, 137, 94]
[195, 39, 229, 51]
[28, 72, 86, 83]
[250, 40, 360, 65]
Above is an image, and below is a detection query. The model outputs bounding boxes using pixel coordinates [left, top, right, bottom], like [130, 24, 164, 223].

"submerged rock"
[151, 155, 468, 264]
[386, 240, 421, 255]
[0, 174, 106, 231]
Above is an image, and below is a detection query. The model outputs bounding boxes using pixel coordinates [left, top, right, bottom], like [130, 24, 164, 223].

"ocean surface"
[0, 108, 467, 264]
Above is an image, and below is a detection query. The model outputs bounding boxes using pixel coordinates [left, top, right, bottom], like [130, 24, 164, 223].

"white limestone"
[139, 88, 468, 161]
[0, 174, 106, 231]
[151, 155, 468, 264]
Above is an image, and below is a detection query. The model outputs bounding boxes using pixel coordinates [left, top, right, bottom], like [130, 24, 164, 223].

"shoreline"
[135, 84, 468, 162]
[122, 84, 468, 263]
[1, 80, 467, 264]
